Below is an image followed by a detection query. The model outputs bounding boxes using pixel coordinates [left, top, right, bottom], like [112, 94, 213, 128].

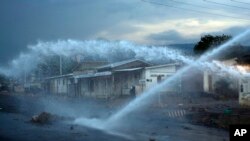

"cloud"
[147, 30, 197, 45]
[204, 26, 250, 36]
[132, 18, 249, 44]
[0, 0, 250, 64]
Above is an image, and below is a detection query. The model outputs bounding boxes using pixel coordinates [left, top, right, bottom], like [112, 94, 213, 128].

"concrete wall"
[144, 65, 179, 93]
[75, 76, 113, 98]
[113, 70, 142, 96]
[203, 71, 239, 94]
[47, 77, 71, 95]
[203, 71, 211, 93]
[92, 77, 112, 98]
[239, 77, 250, 106]
[181, 69, 204, 93]
[77, 78, 91, 97]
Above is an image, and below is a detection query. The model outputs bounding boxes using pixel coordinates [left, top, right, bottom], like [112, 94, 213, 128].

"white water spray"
[102, 29, 250, 128]
[0, 40, 193, 76]
[73, 29, 250, 130]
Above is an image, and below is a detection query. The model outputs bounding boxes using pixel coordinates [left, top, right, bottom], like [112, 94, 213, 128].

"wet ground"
[0, 93, 229, 141]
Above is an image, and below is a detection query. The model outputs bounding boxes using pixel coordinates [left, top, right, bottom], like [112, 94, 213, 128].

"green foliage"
[194, 34, 232, 55]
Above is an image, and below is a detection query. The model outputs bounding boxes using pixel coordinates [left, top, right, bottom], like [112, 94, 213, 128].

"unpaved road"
[0, 93, 229, 141]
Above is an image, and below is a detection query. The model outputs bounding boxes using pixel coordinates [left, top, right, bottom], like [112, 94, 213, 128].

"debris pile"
[31, 112, 54, 124]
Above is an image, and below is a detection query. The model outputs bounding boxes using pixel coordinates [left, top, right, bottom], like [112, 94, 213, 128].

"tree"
[194, 34, 232, 55]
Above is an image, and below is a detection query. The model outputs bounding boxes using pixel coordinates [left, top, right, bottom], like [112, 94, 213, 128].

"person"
[130, 85, 136, 96]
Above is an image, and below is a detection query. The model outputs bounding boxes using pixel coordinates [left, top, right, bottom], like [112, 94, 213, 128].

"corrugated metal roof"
[114, 67, 143, 72]
[45, 73, 73, 80]
[145, 62, 181, 69]
[74, 71, 112, 79]
[97, 59, 150, 69]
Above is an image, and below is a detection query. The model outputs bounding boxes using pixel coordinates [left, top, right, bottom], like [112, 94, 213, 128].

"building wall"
[239, 77, 250, 106]
[75, 76, 113, 98]
[47, 77, 70, 95]
[49, 79, 56, 93]
[77, 78, 91, 97]
[113, 70, 142, 96]
[91, 77, 112, 98]
[181, 69, 204, 93]
[68, 78, 76, 97]
[203, 71, 211, 93]
[57, 78, 68, 94]
[203, 71, 239, 94]
[143, 65, 179, 93]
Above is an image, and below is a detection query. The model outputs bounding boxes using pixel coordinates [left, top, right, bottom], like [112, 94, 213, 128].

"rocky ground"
[1, 92, 247, 141]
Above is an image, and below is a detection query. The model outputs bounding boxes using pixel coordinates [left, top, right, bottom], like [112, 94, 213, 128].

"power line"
[231, 0, 250, 5]
[169, 0, 249, 17]
[168, 0, 216, 10]
[204, 0, 250, 10]
[141, 0, 250, 21]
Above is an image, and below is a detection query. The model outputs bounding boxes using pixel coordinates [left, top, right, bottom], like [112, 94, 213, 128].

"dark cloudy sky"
[0, 0, 250, 65]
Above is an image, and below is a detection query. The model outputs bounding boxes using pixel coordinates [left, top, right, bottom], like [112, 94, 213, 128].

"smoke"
[0, 39, 193, 77]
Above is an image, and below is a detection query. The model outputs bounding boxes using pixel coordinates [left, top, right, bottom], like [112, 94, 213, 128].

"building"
[236, 56, 250, 106]
[239, 76, 250, 106]
[73, 59, 150, 98]
[202, 58, 250, 106]
[44, 59, 182, 98]
[141, 63, 182, 94]
[203, 58, 239, 94]
[44, 57, 250, 107]
[44, 73, 73, 96]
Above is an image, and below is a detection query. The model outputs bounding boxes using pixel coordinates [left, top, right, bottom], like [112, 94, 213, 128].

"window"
[241, 84, 244, 93]
[157, 76, 162, 83]
[89, 80, 94, 92]
[146, 79, 152, 82]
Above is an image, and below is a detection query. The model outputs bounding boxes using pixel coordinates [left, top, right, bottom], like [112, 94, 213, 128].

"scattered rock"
[182, 126, 192, 130]
[31, 112, 53, 124]
[149, 138, 156, 141]
[151, 132, 157, 135]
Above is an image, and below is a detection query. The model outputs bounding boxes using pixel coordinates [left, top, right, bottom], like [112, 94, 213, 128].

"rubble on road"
[31, 112, 73, 124]
[31, 112, 55, 124]
[149, 138, 156, 141]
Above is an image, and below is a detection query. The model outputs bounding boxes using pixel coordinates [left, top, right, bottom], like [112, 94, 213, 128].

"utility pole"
[24, 70, 27, 85]
[60, 55, 62, 75]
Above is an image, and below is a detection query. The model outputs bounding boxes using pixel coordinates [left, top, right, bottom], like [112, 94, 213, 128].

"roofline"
[145, 62, 181, 69]
[74, 71, 112, 79]
[114, 67, 143, 72]
[97, 58, 151, 69]
[45, 73, 73, 80]
[71, 61, 108, 72]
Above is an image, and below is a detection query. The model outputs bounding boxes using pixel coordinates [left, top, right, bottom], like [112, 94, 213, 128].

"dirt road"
[0, 93, 229, 141]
